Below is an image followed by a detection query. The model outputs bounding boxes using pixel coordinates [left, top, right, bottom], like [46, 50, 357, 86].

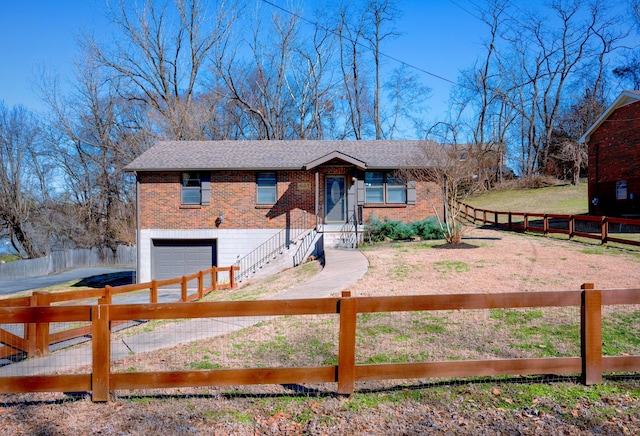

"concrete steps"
[319, 224, 364, 249]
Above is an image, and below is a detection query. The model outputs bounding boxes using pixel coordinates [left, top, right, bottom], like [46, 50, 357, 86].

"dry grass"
[2, 226, 640, 435]
[100, 226, 640, 381]
[466, 179, 588, 215]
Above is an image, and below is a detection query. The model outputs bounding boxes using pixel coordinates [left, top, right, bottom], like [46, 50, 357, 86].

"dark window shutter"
[407, 181, 417, 205]
[201, 174, 211, 205]
[357, 179, 365, 205]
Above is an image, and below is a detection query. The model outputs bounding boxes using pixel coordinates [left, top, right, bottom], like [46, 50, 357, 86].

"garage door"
[151, 239, 217, 283]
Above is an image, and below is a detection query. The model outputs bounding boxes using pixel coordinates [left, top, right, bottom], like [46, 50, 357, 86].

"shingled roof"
[124, 140, 437, 172]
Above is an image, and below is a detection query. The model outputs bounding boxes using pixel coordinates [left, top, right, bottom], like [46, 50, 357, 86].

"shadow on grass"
[2, 373, 638, 406]
[433, 242, 479, 250]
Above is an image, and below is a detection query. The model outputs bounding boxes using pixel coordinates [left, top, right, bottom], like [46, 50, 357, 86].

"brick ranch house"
[580, 90, 640, 217]
[124, 140, 443, 283]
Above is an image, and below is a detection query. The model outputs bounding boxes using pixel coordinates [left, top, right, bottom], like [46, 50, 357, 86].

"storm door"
[325, 175, 346, 222]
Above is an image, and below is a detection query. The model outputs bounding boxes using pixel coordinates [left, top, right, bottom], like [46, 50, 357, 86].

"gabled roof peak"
[304, 150, 367, 170]
[579, 90, 640, 143]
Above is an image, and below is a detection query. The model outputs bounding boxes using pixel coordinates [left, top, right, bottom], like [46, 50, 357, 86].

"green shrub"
[364, 216, 444, 242]
[411, 218, 443, 240]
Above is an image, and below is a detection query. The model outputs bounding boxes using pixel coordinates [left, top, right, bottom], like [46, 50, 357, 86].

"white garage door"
[151, 239, 216, 282]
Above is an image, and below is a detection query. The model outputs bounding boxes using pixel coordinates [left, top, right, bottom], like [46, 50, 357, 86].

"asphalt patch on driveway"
[73, 271, 135, 288]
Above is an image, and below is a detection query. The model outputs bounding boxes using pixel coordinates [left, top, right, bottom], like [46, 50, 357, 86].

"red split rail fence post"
[199, 270, 205, 299]
[31, 291, 51, 357]
[337, 291, 356, 395]
[103, 285, 113, 304]
[91, 304, 110, 402]
[581, 283, 602, 385]
[569, 215, 575, 239]
[181, 276, 188, 302]
[151, 280, 158, 303]
[212, 267, 218, 292]
[230, 266, 238, 289]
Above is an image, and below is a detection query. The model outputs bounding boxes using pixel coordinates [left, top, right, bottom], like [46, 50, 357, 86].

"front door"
[325, 175, 346, 222]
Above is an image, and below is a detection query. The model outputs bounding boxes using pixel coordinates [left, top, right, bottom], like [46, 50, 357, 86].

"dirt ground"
[350, 226, 640, 297]
[1, 226, 640, 435]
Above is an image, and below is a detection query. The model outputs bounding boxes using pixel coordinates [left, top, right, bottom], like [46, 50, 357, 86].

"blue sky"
[0, 1, 633, 119]
[0, 1, 110, 110]
[0, 0, 485, 117]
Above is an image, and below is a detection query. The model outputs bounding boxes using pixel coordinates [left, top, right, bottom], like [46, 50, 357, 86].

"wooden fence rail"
[0, 284, 638, 402]
[457, 202, 640, 247]
[0, 265, 239, 359]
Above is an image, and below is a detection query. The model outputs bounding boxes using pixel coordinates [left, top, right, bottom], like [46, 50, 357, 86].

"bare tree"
[613, 52, 640, 88]
[384, 65, 431, 139]
[0, 103, 47, 258]
[83, 0, 238, 140]
[335, 1, 373, 139]
[547, 88, 605, 184]
[449, 0, 515, 186]
[362, 0, 401, 139]
[450, 0, 625, 181]
[215, 4, 304, 140]
[400, 142, 489, 244]
[41, 53, 146, 249]
[612, 0, 640, 88]
[287, 17, 338, 139]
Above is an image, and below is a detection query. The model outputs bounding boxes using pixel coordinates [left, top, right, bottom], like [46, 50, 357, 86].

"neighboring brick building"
[580, 91, 640, 217]
[125, 140, 443, 283]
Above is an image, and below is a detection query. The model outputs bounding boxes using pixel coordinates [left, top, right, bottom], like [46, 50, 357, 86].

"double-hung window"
[386, 174, 407, 203]
[181, 172, 201, 204]
[364, 171, 407, 204]
[364, 172, 385, 203]
[257, 172, 277, 204]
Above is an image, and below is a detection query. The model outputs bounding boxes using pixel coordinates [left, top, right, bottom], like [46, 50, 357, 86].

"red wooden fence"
[0, 265, 239, 359]
[458, 202, 640, 247]
[0, 283, 638, 402]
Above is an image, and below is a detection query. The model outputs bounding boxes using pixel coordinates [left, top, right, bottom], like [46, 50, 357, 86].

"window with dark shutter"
[386, 174, 406, 203]
[181, 172, 201, 204]
[364, 171, 409, 204]
[365, 172, 385, 203]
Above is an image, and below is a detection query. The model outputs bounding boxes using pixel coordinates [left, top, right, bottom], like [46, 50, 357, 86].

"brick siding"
[138, 168, 443, 231]
[588, 102, 640, 216]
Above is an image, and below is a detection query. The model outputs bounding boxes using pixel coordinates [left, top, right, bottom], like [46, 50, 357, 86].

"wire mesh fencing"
[0, 288, 639, 400]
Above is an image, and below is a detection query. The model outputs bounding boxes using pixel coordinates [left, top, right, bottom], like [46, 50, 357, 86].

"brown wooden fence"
[0, 265, 238, 360]
[458, 202, 640, 247]
[1, 283, 638, 402]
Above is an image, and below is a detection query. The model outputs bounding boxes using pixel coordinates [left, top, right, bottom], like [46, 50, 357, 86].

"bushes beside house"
[364, 216, 444, 242]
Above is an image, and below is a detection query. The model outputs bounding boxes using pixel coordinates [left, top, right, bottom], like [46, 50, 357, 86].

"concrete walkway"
[0, 248, 369, 376]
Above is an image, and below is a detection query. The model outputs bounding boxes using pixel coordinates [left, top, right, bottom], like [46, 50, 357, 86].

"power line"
[258, 0, 464, 89]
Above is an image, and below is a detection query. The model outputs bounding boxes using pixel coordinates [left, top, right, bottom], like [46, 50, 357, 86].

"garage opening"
[151, 239, 217, 286]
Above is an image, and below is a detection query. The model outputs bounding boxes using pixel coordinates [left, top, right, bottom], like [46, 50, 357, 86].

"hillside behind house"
[465, 182, 588, 215]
